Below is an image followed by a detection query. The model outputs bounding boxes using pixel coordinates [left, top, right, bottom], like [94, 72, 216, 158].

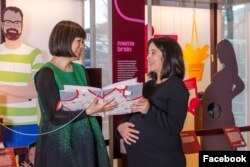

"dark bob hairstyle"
[147, 36, 185, 80]
[49, 20, 86, 57]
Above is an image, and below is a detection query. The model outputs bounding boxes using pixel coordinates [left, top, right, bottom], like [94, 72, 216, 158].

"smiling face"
[2, 10, 23, 41]
[71, 37, 84, 60]
[147, 42, 164, 78]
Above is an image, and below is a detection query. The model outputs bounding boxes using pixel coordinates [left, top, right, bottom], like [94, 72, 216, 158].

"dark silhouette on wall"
[201, 39, 245, 150]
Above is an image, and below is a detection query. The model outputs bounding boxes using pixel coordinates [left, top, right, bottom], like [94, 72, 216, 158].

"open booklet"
[57, 78, 143, 116]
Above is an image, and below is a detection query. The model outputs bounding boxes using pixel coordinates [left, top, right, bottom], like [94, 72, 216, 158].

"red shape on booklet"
[57, 78, 143, 116]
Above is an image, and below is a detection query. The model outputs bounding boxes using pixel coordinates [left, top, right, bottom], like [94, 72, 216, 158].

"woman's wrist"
[85, 108, 91, 115]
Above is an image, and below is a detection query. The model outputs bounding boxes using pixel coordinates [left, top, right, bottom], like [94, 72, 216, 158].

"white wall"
[146, 6, 211, 92]
[6, 0, 84, 61]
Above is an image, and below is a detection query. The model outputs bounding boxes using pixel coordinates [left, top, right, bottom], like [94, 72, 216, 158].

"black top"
[124, 76, 189, 167]
[34, 63, 110, 167]
[35, 68, 87, 125]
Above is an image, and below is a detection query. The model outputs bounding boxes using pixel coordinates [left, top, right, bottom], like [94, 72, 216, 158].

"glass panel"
[84, 0, 91, 67]
[221, 4, 249, 149]
[84, 0, 110, 140]
[95, 0, 110, 86]
[95, 0, 110, 140]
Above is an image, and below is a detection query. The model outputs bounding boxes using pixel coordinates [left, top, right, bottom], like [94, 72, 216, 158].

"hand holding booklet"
[57, 78, 143, 116]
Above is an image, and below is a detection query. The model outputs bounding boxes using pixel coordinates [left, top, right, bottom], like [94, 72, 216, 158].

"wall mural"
[201, 39, 245, 150]
[0, 6, 43, 148]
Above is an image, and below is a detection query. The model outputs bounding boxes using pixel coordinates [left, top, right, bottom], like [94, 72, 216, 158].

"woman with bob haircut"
[34, 20, 117, 167]
[117, 37, 189, 167]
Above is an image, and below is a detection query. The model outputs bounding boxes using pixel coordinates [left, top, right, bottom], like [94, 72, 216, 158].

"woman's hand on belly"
[117, 122, 140, 145]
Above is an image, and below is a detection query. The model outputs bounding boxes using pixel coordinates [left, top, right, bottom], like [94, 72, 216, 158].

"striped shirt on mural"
[0, 43, 43, 125]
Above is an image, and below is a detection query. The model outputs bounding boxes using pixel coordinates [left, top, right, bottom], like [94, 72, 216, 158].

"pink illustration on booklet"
[57, 78, 143, 116]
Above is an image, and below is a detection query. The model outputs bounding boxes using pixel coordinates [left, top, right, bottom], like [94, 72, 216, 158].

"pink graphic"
[114, 0, 144, 23]
[112, 0, 145, 83]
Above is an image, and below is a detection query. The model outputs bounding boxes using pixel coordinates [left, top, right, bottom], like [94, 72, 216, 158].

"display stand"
[195, 126, 250, 138]
[181, 130, 201, 154]
[190, 99, 249, 151]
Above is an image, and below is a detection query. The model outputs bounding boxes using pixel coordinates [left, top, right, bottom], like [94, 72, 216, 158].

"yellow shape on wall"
[182, 11, 209, 81]
[183, 44, 209, 81]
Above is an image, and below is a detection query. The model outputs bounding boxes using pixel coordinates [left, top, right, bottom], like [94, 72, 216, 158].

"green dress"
[34, 62, 109, 167]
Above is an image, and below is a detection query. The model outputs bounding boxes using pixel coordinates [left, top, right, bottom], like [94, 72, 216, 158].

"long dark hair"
[147, 37, 185, 80]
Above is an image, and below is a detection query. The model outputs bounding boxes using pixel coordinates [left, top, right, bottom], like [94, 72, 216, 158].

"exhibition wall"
[146, 6, 211, 91]
[2, 2, 249, 167]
